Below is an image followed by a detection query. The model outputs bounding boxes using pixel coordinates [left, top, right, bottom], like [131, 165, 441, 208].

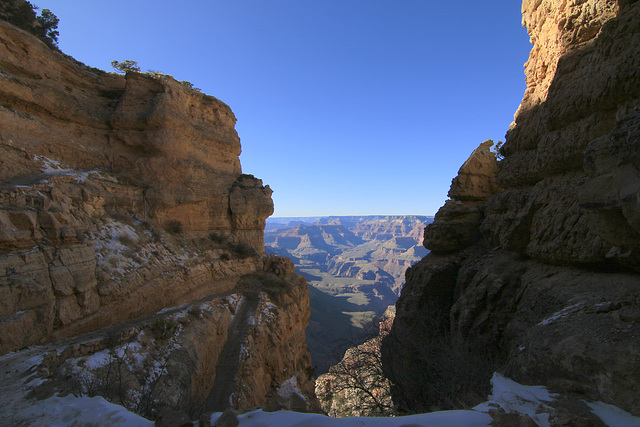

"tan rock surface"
[1, 264, 317, 423]
[0, 9, 317, 421]
[0, 18, 280, 354]
[0, 20, 272, 244]
[424, 140, 498, 253]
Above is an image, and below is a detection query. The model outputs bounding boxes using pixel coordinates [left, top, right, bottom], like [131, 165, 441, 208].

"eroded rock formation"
[0, 11, 316, 422]
[0, 16, 276, 352]
[383, 0, 640, 420]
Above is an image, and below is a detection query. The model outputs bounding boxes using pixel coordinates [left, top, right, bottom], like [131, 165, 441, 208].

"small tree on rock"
[36, 7, 58, 46]
[111, 60, 141, 74]
[0, 1, 59, 47]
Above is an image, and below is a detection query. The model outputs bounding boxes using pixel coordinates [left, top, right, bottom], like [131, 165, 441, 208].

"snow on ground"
[538, 303, 583, 326]
[257, 293, 277, 324]
[89, 219, 196, 280]
[90, 220, 143, 277]
[18, 394, 153, 427]
[4, 338, 639, 427]
[33, 154, 106, 183]
[211, 408, 492, 427]
[474, 373, 556, 426]
[277, 376, 306, 402]
[584, 401, 640, 427]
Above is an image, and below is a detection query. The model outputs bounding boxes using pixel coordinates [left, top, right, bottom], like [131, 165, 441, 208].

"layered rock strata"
[0, 11, 316, 419]
[383, 0, 640, 419]
[0, 19, 276, 353]
[1, 260, 317, 424]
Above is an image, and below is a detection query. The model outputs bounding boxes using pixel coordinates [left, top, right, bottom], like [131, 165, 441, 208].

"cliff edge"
[0, 11, 316, 422]
[383, 0, 640, 420]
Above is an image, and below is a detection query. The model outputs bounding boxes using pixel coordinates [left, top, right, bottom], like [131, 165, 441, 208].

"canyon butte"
[0, 0, 639, 425]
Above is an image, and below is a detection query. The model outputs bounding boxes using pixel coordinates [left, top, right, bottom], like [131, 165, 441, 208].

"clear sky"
[34, 1, 531, 217]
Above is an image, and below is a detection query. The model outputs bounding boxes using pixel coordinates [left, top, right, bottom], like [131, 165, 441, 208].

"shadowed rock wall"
[383, 0, 640, 417]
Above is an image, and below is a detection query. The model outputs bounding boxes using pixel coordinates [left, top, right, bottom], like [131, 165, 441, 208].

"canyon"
[265, 215, 430, 373]
[1, 0, 639, 425]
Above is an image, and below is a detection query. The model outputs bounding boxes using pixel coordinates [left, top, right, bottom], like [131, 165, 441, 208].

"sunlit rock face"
[0, 11, 317, 420]
[423, 139, 498, 253]
[383, 0, 640, 418]
[0, 17, 276, 352]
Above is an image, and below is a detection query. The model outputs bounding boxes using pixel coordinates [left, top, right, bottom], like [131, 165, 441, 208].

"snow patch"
[584, 400, 640, 427]
[257, 294, 277, 324]
[225, 293, 240, 306]
[210, 408, 492, 427]
[538, 303, 583, 326]
[18, 394, 152, 427]
[475, 373, 556, 427]
[33, 154, 104, 183]
[83, 350, 112, 370]
[277, 376, 306, 401]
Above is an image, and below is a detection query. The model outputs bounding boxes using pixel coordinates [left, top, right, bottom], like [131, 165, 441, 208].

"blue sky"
[35, 1, 531, 217]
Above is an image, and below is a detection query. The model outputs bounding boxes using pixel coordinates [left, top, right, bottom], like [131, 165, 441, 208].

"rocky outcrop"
[1, 261, 318, 424]
[0, 10, 316, 421]
[0, 18, 277, 354]
[423, 140, 498, 253]
[0, 20, 272, 242]
[383, 0, 640, 419]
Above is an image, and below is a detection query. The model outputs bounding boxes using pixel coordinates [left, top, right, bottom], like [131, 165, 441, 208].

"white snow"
[18, 394, 153, 427]
[83, 349, 112, 369]
[538, 303, 583, 326]
[210, 408, 492, 427]
[5, 339, 637, 427]
[584, 400, 640, 427]
[247, 314, 256, 326]
[207, 373, 566, 427]
[474, 373, 556, 427]
[257, 294, 277, 324]
[226, 293, 241, 306]
[32, 154, 107, 184]
[277, 376, 306, 401]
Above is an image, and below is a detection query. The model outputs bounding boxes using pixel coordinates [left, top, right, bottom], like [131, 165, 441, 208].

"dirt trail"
[203, 292, 259, 412]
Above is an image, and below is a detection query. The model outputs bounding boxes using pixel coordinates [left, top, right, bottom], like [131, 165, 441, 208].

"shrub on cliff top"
[493, 140, 505, 161]
[111, 60, 141, 74]
[0, 0, 59, 47]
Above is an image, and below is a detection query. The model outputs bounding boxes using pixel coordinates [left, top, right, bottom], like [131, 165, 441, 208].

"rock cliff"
[383, 0, 640, 420]
[0, 13, 316, 422]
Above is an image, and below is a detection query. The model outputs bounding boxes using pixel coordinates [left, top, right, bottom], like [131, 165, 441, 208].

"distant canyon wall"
[383, 0, 640, 417]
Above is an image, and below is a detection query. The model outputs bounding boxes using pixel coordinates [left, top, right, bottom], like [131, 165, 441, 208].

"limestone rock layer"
[383, 0, 640, 419]
[0, 14, 316, 417]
